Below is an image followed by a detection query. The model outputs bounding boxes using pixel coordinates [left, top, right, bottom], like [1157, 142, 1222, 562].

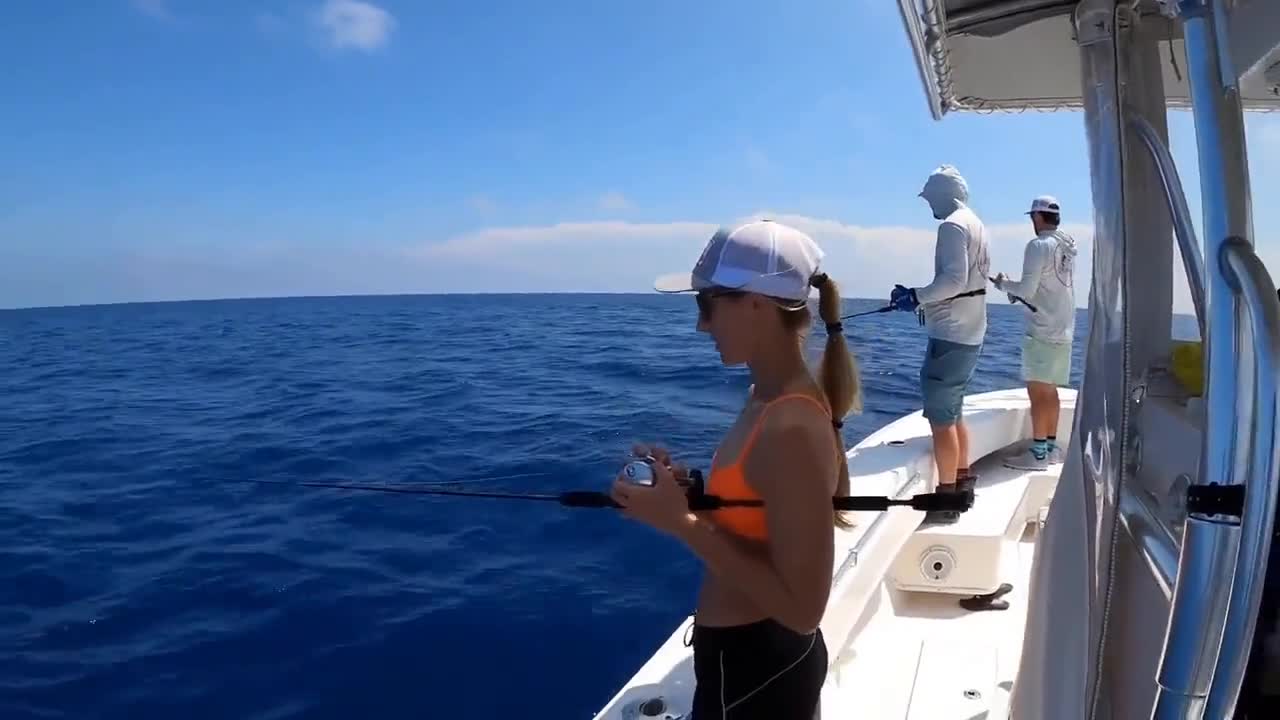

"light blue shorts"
[920, 338, 983, 425]
[1022, 335, 1072, 385]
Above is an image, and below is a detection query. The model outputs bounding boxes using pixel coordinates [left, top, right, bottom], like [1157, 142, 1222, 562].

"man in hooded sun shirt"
[994, 195, 1078, 470]
[889, 165, 990, 523]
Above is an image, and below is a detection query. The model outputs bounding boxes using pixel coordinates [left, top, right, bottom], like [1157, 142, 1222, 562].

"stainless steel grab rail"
[1153, 2, 1262, 716]
[1154, 509, 1241, 718]
[1202, 237, 1280, 718]
[1115, 112, 1211, 608]
[1128, 114, 1208, 339]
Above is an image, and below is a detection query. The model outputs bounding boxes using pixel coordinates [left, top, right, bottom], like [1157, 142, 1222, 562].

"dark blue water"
[1, 294, 1103, 719]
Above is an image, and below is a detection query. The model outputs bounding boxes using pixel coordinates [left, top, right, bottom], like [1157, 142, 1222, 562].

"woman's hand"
[631, 442, 693, 488]
[611, 455, 693, 536]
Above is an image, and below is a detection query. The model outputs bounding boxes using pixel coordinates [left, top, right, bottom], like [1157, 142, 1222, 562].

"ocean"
[1, 293, 1094, 719]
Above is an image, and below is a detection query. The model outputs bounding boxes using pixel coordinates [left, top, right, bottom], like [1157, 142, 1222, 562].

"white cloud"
[413, 220, 716, 261]
[597, 191, 632, 212]
[407, 213, 1101, 309]
[315, 0, 395, 52]
[39, 210, 1264, 316]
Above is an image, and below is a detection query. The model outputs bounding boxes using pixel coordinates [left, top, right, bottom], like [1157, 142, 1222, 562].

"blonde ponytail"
[810, 273, 862, 529]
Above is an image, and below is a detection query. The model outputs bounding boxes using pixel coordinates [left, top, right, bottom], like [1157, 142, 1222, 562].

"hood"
[1048, 229, 1078, 256]
[919, 165, 970, 219]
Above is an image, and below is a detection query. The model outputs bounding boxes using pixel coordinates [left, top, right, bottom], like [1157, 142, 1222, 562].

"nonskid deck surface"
[821, 538, 1036, 719]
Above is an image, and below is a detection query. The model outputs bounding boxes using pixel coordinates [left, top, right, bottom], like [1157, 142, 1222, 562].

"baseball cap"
[653, 219, 824, 303]
[1027, 195, 1061, 215]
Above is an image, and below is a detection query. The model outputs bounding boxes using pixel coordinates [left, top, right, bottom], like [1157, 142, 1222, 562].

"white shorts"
[1022, 335, 1071, 386]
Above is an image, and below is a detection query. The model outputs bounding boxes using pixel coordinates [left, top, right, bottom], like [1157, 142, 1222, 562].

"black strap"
[943, 288, 987, 301]
[918, 287, 985, 326]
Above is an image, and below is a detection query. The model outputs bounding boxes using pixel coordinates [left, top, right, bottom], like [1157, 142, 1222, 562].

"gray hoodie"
[914, 165, 990, 346]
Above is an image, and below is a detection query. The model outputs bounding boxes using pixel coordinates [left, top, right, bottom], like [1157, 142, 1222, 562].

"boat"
[592, 1, 1280, 718]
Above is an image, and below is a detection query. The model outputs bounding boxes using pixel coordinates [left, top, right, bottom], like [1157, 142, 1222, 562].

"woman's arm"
[673, 412, 838, 633]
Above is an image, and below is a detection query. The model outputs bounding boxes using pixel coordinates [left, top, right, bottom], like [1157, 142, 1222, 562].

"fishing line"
[248, 478, 568, 501]
[402, 470, 556, 487]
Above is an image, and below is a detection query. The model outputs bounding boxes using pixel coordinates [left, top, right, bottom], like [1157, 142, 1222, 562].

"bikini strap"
[763, 393, 832, 417]
[737, 393, 833, 457]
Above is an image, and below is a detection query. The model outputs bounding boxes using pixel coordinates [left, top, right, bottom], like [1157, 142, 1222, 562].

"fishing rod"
[988, 277, 1039, 313]
[841, 285, 993, 322]
[245, 467, 973, 514]
[1010, 295, 1039, 313]
[841, 305, 895, 320]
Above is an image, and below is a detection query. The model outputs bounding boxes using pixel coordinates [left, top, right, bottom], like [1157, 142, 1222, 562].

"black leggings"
[690, 619, 827, 719]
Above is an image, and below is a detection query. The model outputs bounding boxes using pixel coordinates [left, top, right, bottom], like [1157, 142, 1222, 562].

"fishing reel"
[620, 458, 707, 495]
[621, 459, 657, 487]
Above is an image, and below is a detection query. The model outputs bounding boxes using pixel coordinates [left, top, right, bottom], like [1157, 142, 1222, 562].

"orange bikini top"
[704, 393, 833, 542]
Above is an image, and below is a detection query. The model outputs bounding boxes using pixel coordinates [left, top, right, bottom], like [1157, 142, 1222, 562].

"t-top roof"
[896, 0, 1280, 119]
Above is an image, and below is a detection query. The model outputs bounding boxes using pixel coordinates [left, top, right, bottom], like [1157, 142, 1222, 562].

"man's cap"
[1027, 195, 1061, 215]
[653, 219, 824, 302]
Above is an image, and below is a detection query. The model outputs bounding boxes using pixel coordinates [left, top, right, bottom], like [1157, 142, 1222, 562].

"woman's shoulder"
[756, 391, 833, 439]
[744, 394, 839, 492]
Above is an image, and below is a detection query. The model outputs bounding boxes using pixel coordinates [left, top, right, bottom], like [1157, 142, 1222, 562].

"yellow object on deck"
[1170, 340, 1204, 397]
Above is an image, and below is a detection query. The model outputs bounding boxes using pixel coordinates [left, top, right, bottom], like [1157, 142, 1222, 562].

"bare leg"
[1048, 386, 1061, 439]
[931, 422, 959, 487]
[956, 418, 970, 477]
[1027, 382, 1055, 438]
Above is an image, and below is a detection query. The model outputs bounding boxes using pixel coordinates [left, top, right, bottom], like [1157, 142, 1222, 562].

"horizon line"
[0, 289, 1109, 314]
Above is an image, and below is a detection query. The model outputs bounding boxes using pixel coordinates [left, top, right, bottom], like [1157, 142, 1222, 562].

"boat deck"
[820, 452, 1048, 719]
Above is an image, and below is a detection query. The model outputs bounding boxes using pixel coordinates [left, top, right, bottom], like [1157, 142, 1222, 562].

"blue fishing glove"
[890, 284, 919, 312]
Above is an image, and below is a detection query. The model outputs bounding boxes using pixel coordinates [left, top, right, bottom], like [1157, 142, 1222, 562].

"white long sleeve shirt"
[998, 229, 1078, 344]
[915, 204, 990, 346]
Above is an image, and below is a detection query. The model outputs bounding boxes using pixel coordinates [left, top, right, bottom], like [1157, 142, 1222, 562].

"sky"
[1, 0, 1277, 311]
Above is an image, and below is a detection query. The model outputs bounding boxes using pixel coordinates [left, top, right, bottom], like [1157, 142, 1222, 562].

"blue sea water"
[0, 293, 1101, 719]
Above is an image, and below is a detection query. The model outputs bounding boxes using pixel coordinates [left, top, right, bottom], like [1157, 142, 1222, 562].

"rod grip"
[907, 491, 973, 513]
[560, 491, 621, 508]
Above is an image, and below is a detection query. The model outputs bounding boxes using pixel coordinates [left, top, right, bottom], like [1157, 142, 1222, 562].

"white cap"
[1027, 195, 1061, 215]
[653, 219, 824, 302]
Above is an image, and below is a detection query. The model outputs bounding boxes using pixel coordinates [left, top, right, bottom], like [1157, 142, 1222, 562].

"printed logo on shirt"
[1053, 242, 1074, 289]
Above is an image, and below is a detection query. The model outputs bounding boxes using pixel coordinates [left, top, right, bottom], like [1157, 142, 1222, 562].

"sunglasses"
[695, 288, 745, 319]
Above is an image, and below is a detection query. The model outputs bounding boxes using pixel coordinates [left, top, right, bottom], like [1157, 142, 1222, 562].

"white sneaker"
[1047, 445, 1066, 465]
[1004, 448, 1049, 471]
